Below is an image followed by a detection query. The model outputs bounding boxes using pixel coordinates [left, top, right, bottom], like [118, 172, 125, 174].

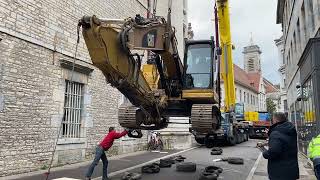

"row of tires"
[121, 155, 224, 180]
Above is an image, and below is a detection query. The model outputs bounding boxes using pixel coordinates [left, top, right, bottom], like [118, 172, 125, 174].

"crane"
[216, 0, 236, 113]
[187, 0, 249, 147]
[212, 0, 249, 146]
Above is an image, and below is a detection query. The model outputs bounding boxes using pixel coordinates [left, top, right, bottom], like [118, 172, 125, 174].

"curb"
[245, 153, 262, 180]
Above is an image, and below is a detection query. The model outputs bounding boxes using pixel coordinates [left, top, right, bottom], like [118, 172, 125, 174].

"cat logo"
[147, 33, 155, 47]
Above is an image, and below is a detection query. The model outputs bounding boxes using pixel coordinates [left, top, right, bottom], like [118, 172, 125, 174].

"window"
[62, 80, 84, 138]
[293, 31, 297, 55]
[287, 49, 291, 66]
[283, 2, 287, 33]
[247, 94, 249, 104]
[301, 2, 307, 40]
[244, 92, 246, 103]
[308, 0, 315, 32]
[240, 90, 242, 101]
[185, 44, 212, 88]
[284, 100, 288, 111]
[297, 19, 301, 52]
[253, 95, 255, 105]
[290, 42, 293, 64]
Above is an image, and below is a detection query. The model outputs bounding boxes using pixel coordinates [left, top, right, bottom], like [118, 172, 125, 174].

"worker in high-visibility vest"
[308, 135, 320, 180]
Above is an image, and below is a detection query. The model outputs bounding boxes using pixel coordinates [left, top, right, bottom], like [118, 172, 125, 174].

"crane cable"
[44, 23, 81, 180]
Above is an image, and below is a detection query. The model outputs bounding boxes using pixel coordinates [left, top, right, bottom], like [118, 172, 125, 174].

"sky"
[188, 0, 283, 84]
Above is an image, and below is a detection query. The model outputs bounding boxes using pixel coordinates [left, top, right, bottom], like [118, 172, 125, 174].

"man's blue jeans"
[86, 146, 108, 180]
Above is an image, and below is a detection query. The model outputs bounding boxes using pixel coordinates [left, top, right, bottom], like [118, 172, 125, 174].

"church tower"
[243, 34, 262, 73]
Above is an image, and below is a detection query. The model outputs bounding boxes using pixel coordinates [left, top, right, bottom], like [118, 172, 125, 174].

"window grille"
[61, 80, 83, 138]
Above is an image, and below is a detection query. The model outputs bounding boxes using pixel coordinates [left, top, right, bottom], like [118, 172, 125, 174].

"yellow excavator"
[79, 0, 246, 145]
[79, 5, 221, 136]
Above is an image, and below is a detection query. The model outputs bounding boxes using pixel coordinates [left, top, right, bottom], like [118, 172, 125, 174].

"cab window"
[185, 44, 212, 88]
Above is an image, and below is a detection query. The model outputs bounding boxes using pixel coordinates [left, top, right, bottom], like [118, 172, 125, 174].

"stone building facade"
[277, 0, 320, 155]
[274, 36, 288, 113]
[0, 0, 187, 177]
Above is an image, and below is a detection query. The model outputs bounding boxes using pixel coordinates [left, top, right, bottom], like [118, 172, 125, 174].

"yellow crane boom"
[216, 0, 236, 112]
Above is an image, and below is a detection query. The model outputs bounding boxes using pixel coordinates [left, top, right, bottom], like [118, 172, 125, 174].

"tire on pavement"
[121, 172, 142, 180]
[204, 166, 223, 174]
[211, 147, 222, 151]
[176, 155, 186, 159]
[175, 158, 185, 162]
[159, 159, 172, 168]
[162, 157, 176, 164]
[152, 162, 160, 166]
[176, 162, 197, 172]
[227, 157, 244, 165]
[199, 171, 219, 180]
[210, 150, 222, 155]
[141, 164, 161, 173]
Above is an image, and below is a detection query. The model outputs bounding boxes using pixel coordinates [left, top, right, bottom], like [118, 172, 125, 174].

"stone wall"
[0, 0, 150, 177]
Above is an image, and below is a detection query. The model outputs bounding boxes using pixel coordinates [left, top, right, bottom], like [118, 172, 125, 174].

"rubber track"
[191, 104, 219, 133]
[118, 105, 139, 128]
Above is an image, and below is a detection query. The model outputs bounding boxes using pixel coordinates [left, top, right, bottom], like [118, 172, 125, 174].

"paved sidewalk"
[251, 153, 317, 180]
[1, 149, 186, 180]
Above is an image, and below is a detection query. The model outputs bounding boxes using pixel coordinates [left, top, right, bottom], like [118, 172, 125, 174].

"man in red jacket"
[85, 127, 128, 180]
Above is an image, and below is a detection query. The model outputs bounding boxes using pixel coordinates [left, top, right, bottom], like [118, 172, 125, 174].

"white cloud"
[188, 0, 282, 83]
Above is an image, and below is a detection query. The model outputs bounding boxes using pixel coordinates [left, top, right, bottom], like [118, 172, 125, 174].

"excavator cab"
[182, 40, 217, 104]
